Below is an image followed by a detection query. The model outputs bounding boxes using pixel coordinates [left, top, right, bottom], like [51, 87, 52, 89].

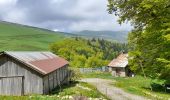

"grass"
[113, 76, 170, 100]
[82, 72, 170, 100]
[0, 82, 108, 100]
[52, 81, 108, 99]
[82, 71, 113, 79]
[0, 95, 61, 100]
[0, 21, 67, 51]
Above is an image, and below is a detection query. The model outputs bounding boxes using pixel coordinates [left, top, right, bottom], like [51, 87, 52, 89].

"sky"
[0, 0, 132, 32]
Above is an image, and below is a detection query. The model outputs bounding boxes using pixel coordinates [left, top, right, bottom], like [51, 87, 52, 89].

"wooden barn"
[0, 51, 69, 96]
[108, 53, 131, 77]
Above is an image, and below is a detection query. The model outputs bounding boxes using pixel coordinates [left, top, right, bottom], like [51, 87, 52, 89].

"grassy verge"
[0, 95, 62, 100]
[82, 72, 170, 100]
[0, 82, 107, 100]
[82, 71, 113, 79]
[51, 81, 108, 99]
[113, 76, 170, 100]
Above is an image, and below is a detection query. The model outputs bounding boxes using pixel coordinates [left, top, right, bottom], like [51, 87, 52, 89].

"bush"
[151, 83, 165, 92]
[69, 68, 82, 82]
[151, 79, 166, 92]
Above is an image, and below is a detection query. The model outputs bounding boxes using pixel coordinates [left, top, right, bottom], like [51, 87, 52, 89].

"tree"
[108, 0, 170, 83]
[70, 55, 87, 68]
[50, 38, 127, 68]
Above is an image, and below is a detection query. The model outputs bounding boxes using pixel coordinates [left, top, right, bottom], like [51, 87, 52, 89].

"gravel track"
[80, 78, 147, 100]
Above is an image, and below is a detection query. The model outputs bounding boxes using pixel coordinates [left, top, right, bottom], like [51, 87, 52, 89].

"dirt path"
[80, 78, 147, 100]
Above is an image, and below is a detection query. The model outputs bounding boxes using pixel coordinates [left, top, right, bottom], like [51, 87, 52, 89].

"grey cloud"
[0, 0, 132, 32]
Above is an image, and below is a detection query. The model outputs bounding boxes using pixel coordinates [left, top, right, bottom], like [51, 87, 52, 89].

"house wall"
[0, 55, 43, 95]
[108, 66, 112, 72]
[43, 65, 68, 94]
[109, 67, 126, 77]
[119, 68, 126, 77]
[110, 67, 116, 76]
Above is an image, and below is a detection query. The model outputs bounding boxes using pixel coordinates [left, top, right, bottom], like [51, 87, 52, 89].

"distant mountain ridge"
[73, 30, 129, 42]
[0, 21, 128, 42]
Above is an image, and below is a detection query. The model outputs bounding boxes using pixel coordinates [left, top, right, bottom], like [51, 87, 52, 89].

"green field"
[0, 21, 68, 51]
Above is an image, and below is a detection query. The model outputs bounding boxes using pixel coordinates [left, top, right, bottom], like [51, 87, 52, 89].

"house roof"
[0, 51, 69, 75]
[108, 53, 128, 68]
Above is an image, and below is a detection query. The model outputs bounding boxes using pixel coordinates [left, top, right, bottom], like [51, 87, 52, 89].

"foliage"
[108, 0, 170, 84]
[50, 38, 127, 68]
[69, 68, 82, 82]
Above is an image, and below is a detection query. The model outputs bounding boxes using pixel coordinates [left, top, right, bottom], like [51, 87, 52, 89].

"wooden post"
[22, 76, 25, 96]
[48, 75, 50, 93]
[105, 88, 107, 95]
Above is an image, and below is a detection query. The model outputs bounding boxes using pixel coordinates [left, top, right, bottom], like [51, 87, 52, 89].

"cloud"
[0, 0, 17, 6]
[0, 0, 132, 32]
[0, 0, 17, 13]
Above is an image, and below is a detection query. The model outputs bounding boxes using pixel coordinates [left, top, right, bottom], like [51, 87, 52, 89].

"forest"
[50, 37, 127, 68]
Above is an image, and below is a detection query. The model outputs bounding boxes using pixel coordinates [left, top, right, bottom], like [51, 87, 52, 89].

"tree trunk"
[139, 60, 146, 78]
[139, 60, 152, 91]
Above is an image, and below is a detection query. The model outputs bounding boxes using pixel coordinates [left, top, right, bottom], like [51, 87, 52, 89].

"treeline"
[50, 37, 127, 68]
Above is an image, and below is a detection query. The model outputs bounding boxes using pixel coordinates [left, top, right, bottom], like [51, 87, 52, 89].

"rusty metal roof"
[2, 51, 69, 75]
[108, 53, 128, 68]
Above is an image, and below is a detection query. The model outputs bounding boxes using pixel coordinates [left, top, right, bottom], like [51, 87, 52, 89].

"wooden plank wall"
[0, 56, 43, 95]
[43, 65, 68, 94]
[0, 77, 23, 96]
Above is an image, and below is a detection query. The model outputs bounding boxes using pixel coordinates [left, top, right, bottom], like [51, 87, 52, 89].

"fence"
[79, 66, 109, 73]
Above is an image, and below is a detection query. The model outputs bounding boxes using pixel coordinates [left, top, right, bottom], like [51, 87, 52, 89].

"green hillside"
[0, 21, 66, 51]
[0, 21, 128, 51]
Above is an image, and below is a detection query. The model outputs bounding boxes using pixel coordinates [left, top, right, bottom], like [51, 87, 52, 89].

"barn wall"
[0, 55, 43, 95]
[43, 65, 68, 94]
[0, 76, 23, 96]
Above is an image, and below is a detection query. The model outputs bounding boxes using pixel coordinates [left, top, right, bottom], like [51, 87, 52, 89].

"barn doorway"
[116, 68, 121, 76]
[0, 76, 24, 96]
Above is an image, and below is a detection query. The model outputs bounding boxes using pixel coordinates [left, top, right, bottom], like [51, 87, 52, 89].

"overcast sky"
[0, 0, 132, 32]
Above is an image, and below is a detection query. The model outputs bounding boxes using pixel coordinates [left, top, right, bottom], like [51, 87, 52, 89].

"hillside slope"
[0, 21, 128, 51]
[74, 30, 128, 42]
[0, 21, 66, 51]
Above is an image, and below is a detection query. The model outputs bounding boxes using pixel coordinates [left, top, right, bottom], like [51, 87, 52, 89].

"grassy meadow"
[0, 22, 66, 51]
[82, 72, 170, 100]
